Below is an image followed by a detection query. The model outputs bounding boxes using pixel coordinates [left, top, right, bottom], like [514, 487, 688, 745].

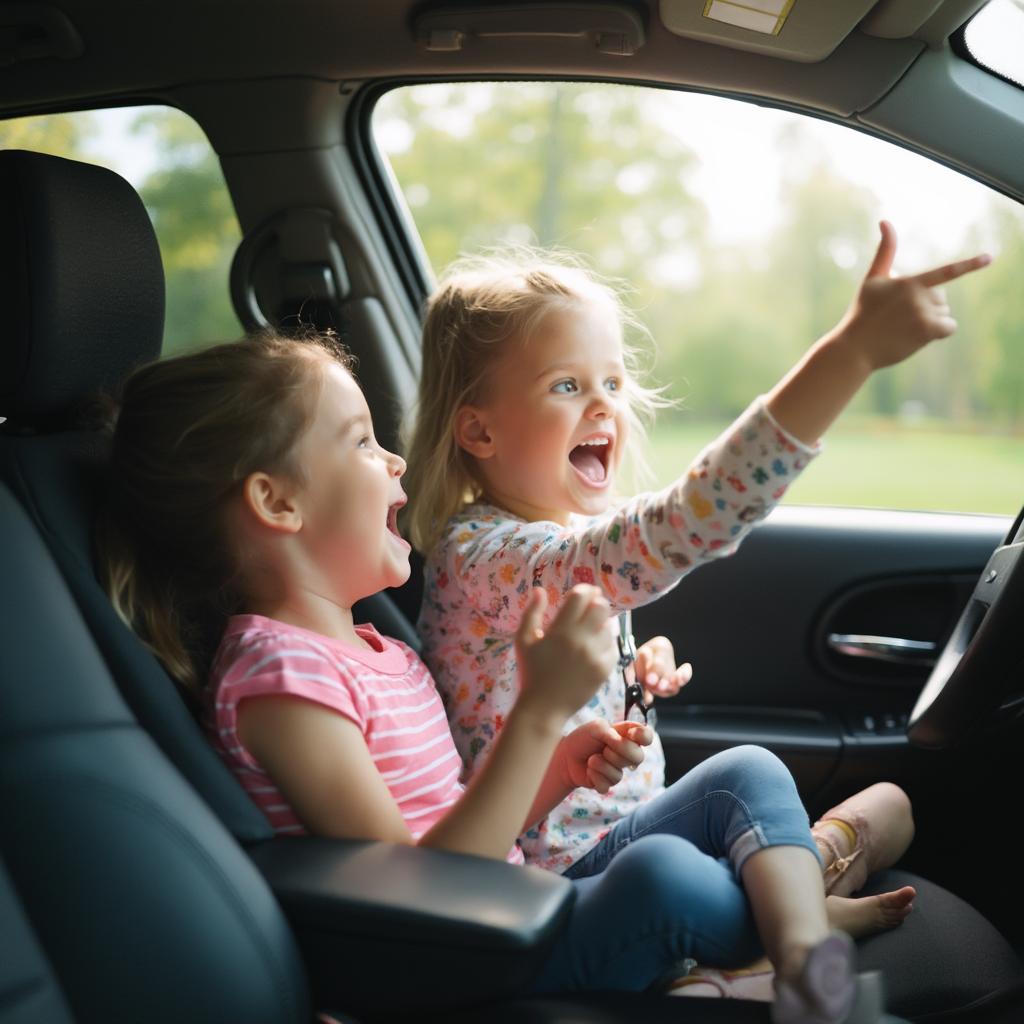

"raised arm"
[444, 397, 817, 626]
[766, 221, 991, 445]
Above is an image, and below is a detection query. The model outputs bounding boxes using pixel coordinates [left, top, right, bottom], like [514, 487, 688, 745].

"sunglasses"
[617, 610, 649, 725]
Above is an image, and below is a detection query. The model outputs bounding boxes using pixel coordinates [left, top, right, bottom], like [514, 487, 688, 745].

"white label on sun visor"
[703, 0, 792, 35]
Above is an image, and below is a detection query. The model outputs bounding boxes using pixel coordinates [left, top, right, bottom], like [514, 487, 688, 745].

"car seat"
[1, 148, 1022, 1023]
[0, 852, 75, 1024]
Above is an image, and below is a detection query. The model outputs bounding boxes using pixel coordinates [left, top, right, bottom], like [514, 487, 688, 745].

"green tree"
[377, 82, 707, 286]
[0, 112, 91, 159]
[656, 122, 881, 418]
[130, 110, 242, 355]
[958, 205, 1024, 427]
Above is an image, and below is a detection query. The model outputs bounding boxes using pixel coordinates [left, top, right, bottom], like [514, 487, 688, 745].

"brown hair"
[95, 331, 353, 693]
[402, 249, 667, 553]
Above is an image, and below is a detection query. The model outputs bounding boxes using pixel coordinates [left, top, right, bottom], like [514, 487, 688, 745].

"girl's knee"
[710, 744, 796, 793]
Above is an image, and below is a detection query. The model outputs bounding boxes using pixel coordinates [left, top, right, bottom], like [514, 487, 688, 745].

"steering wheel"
[907, 507, 1024, 748]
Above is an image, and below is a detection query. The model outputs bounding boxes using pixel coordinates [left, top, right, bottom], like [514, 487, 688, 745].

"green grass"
[645, 416, 1024, 516]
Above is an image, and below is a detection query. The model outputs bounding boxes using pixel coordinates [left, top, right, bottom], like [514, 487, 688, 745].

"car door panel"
[632, 505, 1010, 805]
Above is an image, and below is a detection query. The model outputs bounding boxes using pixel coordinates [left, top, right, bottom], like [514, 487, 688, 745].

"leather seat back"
[0, 851, 74, 1024]
[0, 482, 311, 1022]
[0, 149, 277, 841]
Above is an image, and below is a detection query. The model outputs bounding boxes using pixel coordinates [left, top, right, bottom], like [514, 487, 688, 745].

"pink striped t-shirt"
[207, 613, 523, 865]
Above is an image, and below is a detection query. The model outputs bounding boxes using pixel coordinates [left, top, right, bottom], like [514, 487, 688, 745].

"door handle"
[826, 633, 937, 667]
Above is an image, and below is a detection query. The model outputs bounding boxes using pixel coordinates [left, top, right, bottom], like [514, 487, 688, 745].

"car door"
[631, 504, 1008, 805]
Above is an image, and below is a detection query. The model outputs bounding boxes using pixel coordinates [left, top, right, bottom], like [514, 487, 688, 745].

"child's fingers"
[588, 754, 622, 789]
[600, 726, 647, 768]
[600, 745, 633, 770]
[644, 659, 692, 697]
[609, 721, 654, 747]
[580, 591, 612, 630]
[865, 220, 897, 279]
[516, 587, 547, 646]
[672, 662, 694, 690]
[637, 636, 674, 672]
[604, 735, 646, 769]
[556, 584, 606, 627]
[915, 252, 991, 288]
[552, 585, 589, 625]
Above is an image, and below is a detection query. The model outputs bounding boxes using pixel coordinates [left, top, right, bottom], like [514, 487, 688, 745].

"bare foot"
[826, 885, 916, 938]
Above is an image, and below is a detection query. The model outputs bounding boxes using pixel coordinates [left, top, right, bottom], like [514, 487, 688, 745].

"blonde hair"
[95, 331, 353, 694]
[402, 249, 666, 553]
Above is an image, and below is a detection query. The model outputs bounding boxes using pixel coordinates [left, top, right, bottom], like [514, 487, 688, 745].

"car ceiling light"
[702, 0, 795, 35]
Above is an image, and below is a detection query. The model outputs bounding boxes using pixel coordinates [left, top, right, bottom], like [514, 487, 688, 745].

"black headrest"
[0, 150, 165, 425]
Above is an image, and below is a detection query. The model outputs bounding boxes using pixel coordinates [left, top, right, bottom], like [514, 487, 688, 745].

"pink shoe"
[667, 964, 776, 1001]
[812, 783, 914, 897]
[772, 931, 856, 1024]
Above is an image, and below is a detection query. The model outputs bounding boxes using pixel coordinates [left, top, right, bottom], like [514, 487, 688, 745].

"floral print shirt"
[418, 397, 819, 872]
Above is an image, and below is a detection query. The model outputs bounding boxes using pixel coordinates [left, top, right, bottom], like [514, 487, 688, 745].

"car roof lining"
[0, 1, 967, 118]
[2, 2, 1014, 198]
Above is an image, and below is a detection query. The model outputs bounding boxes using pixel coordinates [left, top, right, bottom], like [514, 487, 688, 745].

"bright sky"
[642, 90, 1005, 269]
[965, 0, 1024, 88]
[82, 106, 156, 189]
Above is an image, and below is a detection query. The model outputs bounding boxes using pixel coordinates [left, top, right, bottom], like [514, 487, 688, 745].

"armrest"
[248, 837, 574, 1014]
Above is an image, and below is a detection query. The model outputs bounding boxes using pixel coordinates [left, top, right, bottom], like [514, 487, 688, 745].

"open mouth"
[386, 498, 408, 542]
[568, 436, 612, 486]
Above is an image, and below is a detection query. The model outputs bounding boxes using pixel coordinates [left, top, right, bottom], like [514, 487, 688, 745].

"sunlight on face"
[470, 303, 631, 524]
[293, 364, 410, 602]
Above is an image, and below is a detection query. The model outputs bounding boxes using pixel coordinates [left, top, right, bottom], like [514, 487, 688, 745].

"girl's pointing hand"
[839, 220, 991, 372]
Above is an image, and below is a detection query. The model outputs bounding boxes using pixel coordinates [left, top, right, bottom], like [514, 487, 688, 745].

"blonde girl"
[404, 226, 990, 983]
[96, 331, 874, 1020]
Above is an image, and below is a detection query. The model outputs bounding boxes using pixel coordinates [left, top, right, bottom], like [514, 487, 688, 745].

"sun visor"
[659, 0, 878, 62]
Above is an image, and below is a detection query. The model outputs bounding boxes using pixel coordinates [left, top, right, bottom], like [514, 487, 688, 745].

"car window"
[372, 82, 1024, 516]
[0, 105, 242, 356]
[962, 0, 1024, 89]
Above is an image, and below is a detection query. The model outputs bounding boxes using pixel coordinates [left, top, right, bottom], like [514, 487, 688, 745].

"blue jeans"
[527, 744, 822, 994]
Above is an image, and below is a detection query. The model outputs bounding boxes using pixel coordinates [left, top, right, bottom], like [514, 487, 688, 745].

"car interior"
[3, 1, 1024, 1021]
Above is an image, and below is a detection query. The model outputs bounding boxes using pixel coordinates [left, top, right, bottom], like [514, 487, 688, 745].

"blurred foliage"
[0, 106, 241, 357]
[128, 110, 242, 354]
[0, 112, 89, 156]
[377, 82, 1024, 436]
